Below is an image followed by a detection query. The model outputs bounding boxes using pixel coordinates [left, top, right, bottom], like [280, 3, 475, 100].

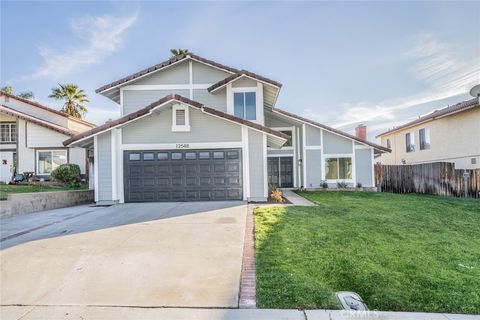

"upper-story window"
[0, 123, 16, 143]
[419, 128, 430, 150]
[406, 132, 415, 153]
[234, 92, 256, 120]
[280, 130, 292, 147]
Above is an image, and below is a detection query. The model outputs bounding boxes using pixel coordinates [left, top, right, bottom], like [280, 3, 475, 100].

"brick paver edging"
[239, 204, 256, 308]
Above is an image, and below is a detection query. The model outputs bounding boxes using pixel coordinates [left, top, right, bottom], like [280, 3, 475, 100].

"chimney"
[355, 124, 367, 140]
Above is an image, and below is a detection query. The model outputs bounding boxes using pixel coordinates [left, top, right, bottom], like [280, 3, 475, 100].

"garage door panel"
[124, 149, 242, 202]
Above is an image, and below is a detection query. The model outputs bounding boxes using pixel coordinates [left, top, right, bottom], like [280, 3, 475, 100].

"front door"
[267, 156, 293, 188]
[0, 152, 14, 183]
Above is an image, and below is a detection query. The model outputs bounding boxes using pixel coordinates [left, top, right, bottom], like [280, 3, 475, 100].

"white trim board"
[93, 136, 99, 202]
[122, 84, 213, 91]
[241, 126, 250, 201]
[120, 142, 243, 151]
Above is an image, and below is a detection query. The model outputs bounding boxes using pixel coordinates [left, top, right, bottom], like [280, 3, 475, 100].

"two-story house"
[64, 53, 389, 204]
[0, 92, 95, 183]
[377, 92, 480, 169]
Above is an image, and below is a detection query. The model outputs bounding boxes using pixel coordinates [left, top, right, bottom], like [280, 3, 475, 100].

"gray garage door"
[124, 149, 243, 202]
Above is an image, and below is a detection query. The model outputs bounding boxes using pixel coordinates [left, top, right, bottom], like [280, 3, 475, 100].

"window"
[171, 152, 182, 160]
[406, 132, 415, 153]
[172, 104, 190, 132]
[199, 152, 210, 159]
[213, 151, 224, 159]
[471, 158, 477, 165]
[37, 150, 67, 174]
[234, 92, 256, 120]
[386, 139, 391, 149]
[419, 128, 430, 150]
[157, 153, 168, 160]
[143, 153, 154, 160]
[129, 153, 140, 161]
[0, 123, 16, 143]
[185, 152, 196, 160]
[279, 130, 293, 147]
[325, 157, 352, 180]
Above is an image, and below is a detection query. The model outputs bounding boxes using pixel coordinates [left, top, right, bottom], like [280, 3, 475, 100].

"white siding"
[26, 123, 69, 148]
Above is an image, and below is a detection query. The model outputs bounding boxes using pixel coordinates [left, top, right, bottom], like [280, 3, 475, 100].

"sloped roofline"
[376, 97, 479, 137]
[0, 105, 76, 137]
[95, 53, 242, 94]
[63, 94, 289, 146]
[207, 70, 282, 93]
[0, 92, 95, 128]
[271, 107, 391, 152]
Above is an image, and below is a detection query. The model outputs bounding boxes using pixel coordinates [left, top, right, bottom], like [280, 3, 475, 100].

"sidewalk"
[2, 306, 478, 320]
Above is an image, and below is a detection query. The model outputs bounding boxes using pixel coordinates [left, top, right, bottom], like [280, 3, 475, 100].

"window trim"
[419, 128, 430, 151]
[267, 126, 295, 151]
[171, 104, 190, 132]
[0, 122, 17, 143]
[227, 83, 264, 124]
[36, 149, 68, 175]
[405, 132, 415, 153]
[322, 155, 354, 182]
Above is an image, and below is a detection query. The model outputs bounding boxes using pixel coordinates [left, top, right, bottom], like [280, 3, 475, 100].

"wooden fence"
[375, 162, 480, 198]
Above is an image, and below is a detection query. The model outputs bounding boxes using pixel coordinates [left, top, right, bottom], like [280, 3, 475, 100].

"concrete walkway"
[1, 307, 478, 320]
[281, 189, 315, 206]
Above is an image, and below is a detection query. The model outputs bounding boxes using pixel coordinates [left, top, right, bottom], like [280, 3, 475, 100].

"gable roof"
[376, 97, 479, 137]
[0, 92, 95, 128]
[271, 107, 391, 153]
[207, 70, 282, 93]
[0, 105, 76, 137]
[95, 53, 241, 94]
[63, 94, 289, 147]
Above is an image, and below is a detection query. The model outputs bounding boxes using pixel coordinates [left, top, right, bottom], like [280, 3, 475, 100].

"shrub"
[337, 181, 348, 189]
[320, 180, 329, 189]
[356, 182, 363, 188]
[269, 186, 284, 203]
[51, 164, 81, 185]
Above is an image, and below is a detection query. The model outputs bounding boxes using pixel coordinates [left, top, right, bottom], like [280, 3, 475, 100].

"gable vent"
[176, 109, 186, 126]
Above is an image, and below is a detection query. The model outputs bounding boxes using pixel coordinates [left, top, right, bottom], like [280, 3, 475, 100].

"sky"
[1, 1, 479, 141]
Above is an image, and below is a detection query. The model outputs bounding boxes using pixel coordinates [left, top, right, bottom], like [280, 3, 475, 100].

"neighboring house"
[64, 53, 389, 204]
[377, 96, 480, 169]
[0, 93, 95, 183]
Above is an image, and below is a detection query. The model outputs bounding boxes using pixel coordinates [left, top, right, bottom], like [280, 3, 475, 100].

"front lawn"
[254, 192, 480, 313]
[0, 184, 88, 200]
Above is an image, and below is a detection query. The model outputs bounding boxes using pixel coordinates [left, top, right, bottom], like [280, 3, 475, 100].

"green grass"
[0, 184, 88, 200]
[254, 192, 480, 313]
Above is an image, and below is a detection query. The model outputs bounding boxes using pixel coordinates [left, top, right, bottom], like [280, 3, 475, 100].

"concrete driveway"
[0, 201, 247, 308]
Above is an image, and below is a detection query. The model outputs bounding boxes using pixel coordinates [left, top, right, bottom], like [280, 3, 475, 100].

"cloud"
[328, 33, 480, 133]
[22, 11, 138, 80]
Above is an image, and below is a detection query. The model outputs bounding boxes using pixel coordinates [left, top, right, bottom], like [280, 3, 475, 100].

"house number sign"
[175, 143, 190, 149]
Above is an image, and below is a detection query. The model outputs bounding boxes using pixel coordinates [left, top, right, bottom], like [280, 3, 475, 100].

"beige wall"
[379, 107, 480, 169]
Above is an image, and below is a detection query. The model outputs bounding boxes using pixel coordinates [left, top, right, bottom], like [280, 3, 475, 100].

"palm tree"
[49, 84, 89, 119]
[170, 49, 189, 57]
[1, 85, 34, 100]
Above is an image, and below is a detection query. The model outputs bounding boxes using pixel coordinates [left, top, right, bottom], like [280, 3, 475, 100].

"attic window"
[172, 104, 190, 132]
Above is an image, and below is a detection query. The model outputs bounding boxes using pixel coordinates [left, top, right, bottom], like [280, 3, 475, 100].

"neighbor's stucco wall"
[121, 105, 242, 144]
[379, 107, 480, 169]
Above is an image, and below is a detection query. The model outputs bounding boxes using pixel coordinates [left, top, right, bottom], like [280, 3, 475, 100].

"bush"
[320, 180, 328, 189]
[51, 164, 81, 185]
[356, 182, 362, 188]
[269, 186, 284, 203]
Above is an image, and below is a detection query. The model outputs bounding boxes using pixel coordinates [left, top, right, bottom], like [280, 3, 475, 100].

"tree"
[49, 83, 89, 119]
[0, 85, 34, 100]
[170, 49, 189, 57]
